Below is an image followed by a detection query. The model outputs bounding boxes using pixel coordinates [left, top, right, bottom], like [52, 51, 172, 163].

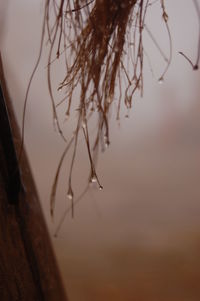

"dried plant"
[20, 0, 200, 225]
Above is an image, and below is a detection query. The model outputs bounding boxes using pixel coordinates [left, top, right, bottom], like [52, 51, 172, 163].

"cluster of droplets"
[47, 0, 178, 226]
[89, 171, 103, 191]
[103, 134, 110, 149]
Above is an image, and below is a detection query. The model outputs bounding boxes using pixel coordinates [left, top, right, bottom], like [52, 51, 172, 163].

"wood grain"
[0, 54, 67, 301]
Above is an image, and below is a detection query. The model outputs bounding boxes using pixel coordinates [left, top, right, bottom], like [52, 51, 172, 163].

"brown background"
[1, 1, 200, 300]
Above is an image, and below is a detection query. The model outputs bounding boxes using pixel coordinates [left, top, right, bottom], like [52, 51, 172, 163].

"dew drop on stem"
[158, 77, 164, 84]
[90, 175, 97, 183]
[67, 186, 73, 200]
[82, 120, 86, 129]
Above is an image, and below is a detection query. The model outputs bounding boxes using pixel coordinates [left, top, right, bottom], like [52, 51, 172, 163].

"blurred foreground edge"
[0, 53, 68, 301]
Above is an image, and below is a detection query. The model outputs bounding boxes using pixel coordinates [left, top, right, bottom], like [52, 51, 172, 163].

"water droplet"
[103, 135, 110, 148]
[64, 112, 70, 122]
[105, 140, 110, 148]
[67, 192, 73, 200]
[67, 187, 73, 200]
[158, 77, 164, 84]
[82, 120, 86, 129]
[99, 185, 103, 191]
[91, 175, 97, 183]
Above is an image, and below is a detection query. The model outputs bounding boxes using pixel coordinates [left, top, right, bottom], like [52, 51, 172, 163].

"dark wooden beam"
[0, 54, 68, 301]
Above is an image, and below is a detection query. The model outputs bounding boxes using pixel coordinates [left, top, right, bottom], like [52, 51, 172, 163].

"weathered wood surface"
[0, 54, 68, 301]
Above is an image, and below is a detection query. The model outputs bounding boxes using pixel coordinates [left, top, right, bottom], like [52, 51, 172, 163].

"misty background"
[1, 1, 200, 300]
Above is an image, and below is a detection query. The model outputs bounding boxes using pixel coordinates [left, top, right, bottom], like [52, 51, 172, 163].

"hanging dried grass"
[21, 0, 200, 222]
[47, 0, 154, 218]
[46, 0, 164, 217]
[45, 0, 171, 216]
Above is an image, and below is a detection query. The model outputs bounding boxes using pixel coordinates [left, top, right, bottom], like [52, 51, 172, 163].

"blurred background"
[1, 1, 200, 300]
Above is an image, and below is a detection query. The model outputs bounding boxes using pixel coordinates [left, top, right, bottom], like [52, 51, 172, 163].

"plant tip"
[158, 77, 164, 84]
